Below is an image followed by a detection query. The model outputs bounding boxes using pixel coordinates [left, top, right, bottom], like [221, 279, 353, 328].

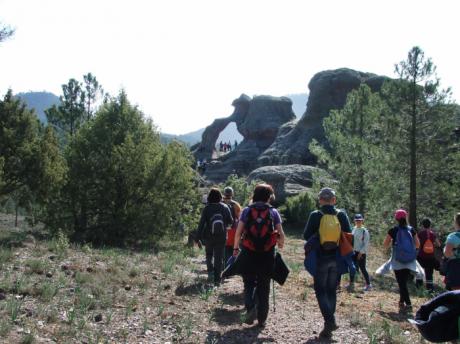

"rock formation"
[193, 95, 296, 182]
[258, 68, 387, 165]
[194, 68, 388, 197]
[247, 165, 320, 203]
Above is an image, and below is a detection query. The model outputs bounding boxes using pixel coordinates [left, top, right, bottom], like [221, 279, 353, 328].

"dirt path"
[198, 272, 369, 344]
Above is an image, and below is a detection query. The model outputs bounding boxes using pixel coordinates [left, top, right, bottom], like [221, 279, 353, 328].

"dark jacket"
[197, 202, 233, 242]
[303, 205, 352, 241]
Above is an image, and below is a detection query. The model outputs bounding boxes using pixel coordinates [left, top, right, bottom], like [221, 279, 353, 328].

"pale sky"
[1, 0, 459, 134]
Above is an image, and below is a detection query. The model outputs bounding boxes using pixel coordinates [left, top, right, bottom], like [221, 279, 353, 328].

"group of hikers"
[193, 184, 460, 340]
[218, 140, 238, 153]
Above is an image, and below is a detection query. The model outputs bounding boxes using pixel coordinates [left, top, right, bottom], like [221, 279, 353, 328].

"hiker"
[303, 187, 351, 339]
[383, 209, 420, 311]
[196, 188, 233, 287]
[222, 186, 242, 265]
[233, 183, 285, 328]
[417, 218, 441, 291]
[443, 212, 460, 290]
[349, 213, 372, 291]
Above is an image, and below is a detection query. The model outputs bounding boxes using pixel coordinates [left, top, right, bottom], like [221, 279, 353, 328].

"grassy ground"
[0, 215, 445, 343]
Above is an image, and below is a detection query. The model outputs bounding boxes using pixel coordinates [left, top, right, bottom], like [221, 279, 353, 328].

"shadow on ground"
[205, 327, 272, 344]
[218, 290, 244, 305]
[211, 308, 241, 326]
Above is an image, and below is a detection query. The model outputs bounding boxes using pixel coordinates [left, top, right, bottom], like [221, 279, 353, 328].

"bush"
[220, 174, 259, 207]
[280, 191, 316, 225]
[46, 91, 200, 245]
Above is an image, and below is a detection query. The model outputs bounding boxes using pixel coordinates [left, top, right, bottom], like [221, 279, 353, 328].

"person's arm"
[444, 243, 455, 258]
[383, 234, 392, 250]
[303, 211, 319, 241]
[337, 211, 352, 233]
[233, 221, 245, 255]
[414, 232, 420, 249]
[234, 202, 242, 221]
[361, 229, 370, 254]
[196, 207, 207, 241]
[275, 223, 285, 249]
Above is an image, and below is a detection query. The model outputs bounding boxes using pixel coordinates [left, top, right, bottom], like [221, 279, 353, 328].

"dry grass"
[0, 215, 438, 343]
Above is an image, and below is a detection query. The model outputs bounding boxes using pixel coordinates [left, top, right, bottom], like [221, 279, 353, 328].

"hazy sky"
[1, 0, 459, 134]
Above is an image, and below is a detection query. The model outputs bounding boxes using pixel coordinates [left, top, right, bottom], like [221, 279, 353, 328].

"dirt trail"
[199, 272, 369, 344]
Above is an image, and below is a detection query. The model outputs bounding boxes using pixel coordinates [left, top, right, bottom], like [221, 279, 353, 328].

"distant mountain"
[16, 91, 60, 123]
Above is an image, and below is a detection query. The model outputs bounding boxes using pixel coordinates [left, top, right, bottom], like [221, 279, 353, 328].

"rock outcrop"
[247, 164, 320, 203]
[193, 95, 296, 182]
[258, 68, 388, 165]
[194, 68, 388, 197]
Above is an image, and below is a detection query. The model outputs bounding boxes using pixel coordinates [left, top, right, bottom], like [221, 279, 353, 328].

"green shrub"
[220, 174, 259, 207]
[280, 191, 316, 225]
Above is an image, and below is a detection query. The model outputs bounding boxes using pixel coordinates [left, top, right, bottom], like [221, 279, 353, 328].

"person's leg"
[314, 257, 336, 325]
[255, 275, 271, 326]
[359, 254, 371, 286]
[242, 274, 257, 324]
[213, 244, 225, 285]
[224, 246, 233, 267]
[394, 269, 411, 306]
[326, 258, 338, 320]
[424, 260, 434, 291]
[205, 242, 214, 281]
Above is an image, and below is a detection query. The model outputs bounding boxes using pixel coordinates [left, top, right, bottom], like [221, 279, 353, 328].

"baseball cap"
[318, 187, 336, 200]
[223, 186, 233, 197]
[394, 209, 408, 220]
[354, 214, 364, 221]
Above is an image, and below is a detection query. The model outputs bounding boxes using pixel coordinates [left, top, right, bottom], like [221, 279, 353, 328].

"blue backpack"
[395, 226, 417, 263]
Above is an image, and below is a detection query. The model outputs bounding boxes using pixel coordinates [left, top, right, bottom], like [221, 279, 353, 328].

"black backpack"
[209, 212, 225, 238]
[412, 290, 460, 342]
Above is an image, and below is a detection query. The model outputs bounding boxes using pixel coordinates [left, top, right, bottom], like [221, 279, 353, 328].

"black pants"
[314, 255, 338, 325]
[242, 273, 271, 324]
[351, 252, 370, 285]
[417, 257, 436, 290]
[205, 240, 225, 284]
[394, 269, 411, 305]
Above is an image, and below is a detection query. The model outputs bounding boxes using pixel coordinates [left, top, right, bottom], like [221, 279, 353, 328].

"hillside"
[0, 215, 437, 343]
[16, 92, 60, 123]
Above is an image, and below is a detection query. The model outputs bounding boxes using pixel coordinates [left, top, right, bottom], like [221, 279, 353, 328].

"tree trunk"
[409, 82, 417, 227]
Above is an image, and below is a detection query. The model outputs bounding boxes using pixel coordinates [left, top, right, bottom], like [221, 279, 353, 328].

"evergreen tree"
[83, 73, 104, 121]
[309, 84, 385, 214]
[56, 91, 199, 245]
[0, 90, 41, 197]
[385, 46, 455, 226]
[46, 78, 85, 137]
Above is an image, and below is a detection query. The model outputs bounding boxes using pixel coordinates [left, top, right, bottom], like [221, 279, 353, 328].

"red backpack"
[242, 204, 277, 252]
[422, 231, 435, 255]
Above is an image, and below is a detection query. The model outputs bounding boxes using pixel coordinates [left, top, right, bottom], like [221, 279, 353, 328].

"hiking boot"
[363, 284, 372, 292]
[319, 321, 338, 338]
[242, 307, 257, 325]
[345, 283, 354, 292]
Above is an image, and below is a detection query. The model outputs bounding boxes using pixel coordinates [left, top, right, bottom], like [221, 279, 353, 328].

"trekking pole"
[272, 278, 276, 312]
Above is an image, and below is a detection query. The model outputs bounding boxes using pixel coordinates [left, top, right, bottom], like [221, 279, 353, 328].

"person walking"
[303, 187, 351, 339]
[196, 188, 233, 287]
[349, 214, 372, 291]
[417, 218, 441, 291]
[222, 186, 242, 264]
[233, 183, 285, 328]
[443, 212, 460, 290]
[383, 209, 420, 311]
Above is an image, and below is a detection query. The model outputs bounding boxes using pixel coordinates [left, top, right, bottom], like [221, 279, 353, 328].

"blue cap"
[354, 214, 364, 221]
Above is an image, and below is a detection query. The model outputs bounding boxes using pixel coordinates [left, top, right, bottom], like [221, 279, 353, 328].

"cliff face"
[194, 68, 387, 188]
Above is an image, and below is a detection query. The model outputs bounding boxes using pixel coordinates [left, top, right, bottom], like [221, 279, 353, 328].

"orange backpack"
[422, 232, 435, 255]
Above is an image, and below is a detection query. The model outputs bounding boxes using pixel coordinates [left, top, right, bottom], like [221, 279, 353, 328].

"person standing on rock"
[222, 186, 242, 264]
[303, 187, 351, 339]
[196, 187, 233, 287]
[233, 183, 285, 328]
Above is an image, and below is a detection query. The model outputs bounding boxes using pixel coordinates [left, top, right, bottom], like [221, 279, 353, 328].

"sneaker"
[319, 321, 338, 338]
[242, 308, 257, 325]
[364, 284, 372, 291]
[345, 283, 354, 292]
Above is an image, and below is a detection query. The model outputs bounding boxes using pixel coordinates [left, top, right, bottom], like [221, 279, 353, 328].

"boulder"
[247, 164, 320, 203]
[258, 68, 388, 165]
[195, 95, 296, 182]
